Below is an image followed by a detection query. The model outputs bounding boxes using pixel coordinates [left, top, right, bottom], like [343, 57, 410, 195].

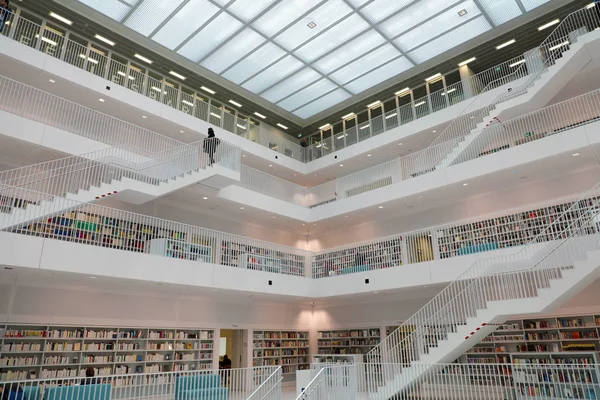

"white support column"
[213, 328, 221, 370]
[442, 76, 450, 108]
[459, 64, 478, 99]
[34, 20, 46, 51]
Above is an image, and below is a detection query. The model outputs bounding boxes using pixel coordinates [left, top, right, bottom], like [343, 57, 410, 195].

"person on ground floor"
[80, 367, 99, 385]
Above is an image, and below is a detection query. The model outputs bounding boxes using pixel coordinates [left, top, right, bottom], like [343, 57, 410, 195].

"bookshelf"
[0, 325, 215, 382]
[252, 330, 309, 381]
[240, 254, 281, 273]
[317, 328, 381, 355]
[148, 238, 212, 263]
[221, 240, 305, 275]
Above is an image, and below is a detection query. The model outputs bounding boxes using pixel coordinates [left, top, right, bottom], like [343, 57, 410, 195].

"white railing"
[0, 366, 278, 400]
[0, 8, 306, 162]
[0, 186, 309, 277]
[296, 365, 357, 400]
[246, 366, 283, 400]
[360, 362, 600, 399]
[365, 181, 600, 383]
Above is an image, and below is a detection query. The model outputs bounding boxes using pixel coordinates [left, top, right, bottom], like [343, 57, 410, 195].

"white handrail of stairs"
[366, 180, 600, 391]
[246, 366, 283, 400]
[297, 365, 358, 400]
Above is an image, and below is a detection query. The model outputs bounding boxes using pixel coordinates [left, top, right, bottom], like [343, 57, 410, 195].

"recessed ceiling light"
[201, 86, 216, 94]
[94, 34, 115, 46]
[313, 223, 317, 226]
[496, 39, 516, 50]
[203, 196, 208, 200]
[169, 71, 186, 80]
[458, 57, 476, 67]
[345, 215, 349, 218]
[339, 164, 344, 167]
[271, 216, 276, 219]
[509, 59, 526, 68]
[242, 154, 247, 157]
[538, 19, 560, 31]
[302, 224, 306, 226]
[458, 9, 467, 16]
[142, 115, 147, 119]
[367, 154, 371, 157]
[277, 123, 288, 130]
[229, 100, 242, 107]
[89, 276, 96, 279]
[180, 130, 184, 133]
[398, 142, 403, 146]
[240, 207, 244, 210]
[378, 206, 384, 209]
[269, 164, 273, 167]
[307, 21, 317, 29]
[342, 113, 356, 120]
[254, 112, 266, 119]
[49, 12, 72, 25]
[319, 124, 332, 130]
[134, 53, 153, 64]
[432, 130, 437, 133]
[367, 100, 382, 108]
[463, 183, 469, 186]
[395, 88, 410, 96]
[425, 73, 442, 82]
[99, 98, 105, 102]
[49, 79, 55, 83]
[573, 153, 580, 156]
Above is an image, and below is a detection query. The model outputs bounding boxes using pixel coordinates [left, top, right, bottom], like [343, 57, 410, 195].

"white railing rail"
[246, 366, 283, 400]
[0, 186, 309, 277]
[366, 181, 600, 370]
[297, 365, 358, 400]
[0, 366, 278, 400]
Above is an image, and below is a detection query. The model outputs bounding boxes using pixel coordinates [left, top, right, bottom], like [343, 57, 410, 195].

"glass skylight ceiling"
[78, 0, 552, 119]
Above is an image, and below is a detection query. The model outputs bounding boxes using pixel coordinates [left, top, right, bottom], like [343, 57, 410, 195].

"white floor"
[282, 385, 296, 399]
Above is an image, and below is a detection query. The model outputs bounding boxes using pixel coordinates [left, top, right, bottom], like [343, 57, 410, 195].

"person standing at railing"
[0, 0, 10, 34]
[203, 128, 220, 166]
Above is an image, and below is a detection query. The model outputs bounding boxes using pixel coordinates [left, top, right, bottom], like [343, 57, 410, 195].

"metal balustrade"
[0, 366, 279, 400]
[1, 6, 587, 164]
[297, 365, 357, 400]
[364, 181, 600, 394]
[0, 186, 309, 277]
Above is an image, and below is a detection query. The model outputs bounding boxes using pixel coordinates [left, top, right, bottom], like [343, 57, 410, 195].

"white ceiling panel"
[409, 16, 491, 63]
[78, 0, 132, 21]
[330, 44, 401, 85]
[359, 0, 419, 24]
[344, 57, 413, 94]
[394, 1, 480, 52]
[124, 0, 186, 37]
[201, 28, 265, 73]
[479, 0, 522, 26]
[227, 0, 278, 22]
[520, 0, 552, 11]
[254, 0, 323, 37]
[314, 30, 387, 74]
[177, 13, 243, 62]
[379, 0, 457, 39]
[152, 0, 221, 50]
[274, 0, 353, 51]
[277, 79, 338, 111]
[294, 14, 369, 63]
[294, 89, 352, 118]
[222, 42, 287, 83]
[242, 56, 304, 93]
[260, 68, 321, 102]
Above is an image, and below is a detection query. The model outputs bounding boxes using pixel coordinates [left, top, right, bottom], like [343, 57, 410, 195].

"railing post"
[410, 91, 417, 120]
[442, 75, 450, 108]
[7, 7, 20, 41]
[34, 20, 46, 51]
[59, 30, 70, 61]
[103, 51, 112, 80]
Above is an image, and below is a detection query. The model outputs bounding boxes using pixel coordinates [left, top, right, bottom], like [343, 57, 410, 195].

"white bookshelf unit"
[252, 330, 309, 380]
[240, 254, 281, 273]
[317, 328, 381, 355]
[148, 238, 212, 263]
[0, 325, 215, 382]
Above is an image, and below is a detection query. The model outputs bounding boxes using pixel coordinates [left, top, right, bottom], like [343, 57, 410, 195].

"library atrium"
[1, 0, 600, 398]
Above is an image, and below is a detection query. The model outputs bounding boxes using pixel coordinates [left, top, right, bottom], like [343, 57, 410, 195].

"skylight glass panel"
[379, 0, 454, 39]
[330, 44, 400, 85]
[359, 0, 418, 24]
[201, 28, 265, 73]
[78, 0, 131, 22]
[177, 13, 243, 62]
[254, 0, 322, 37]
[242, 56, 304, 93]
[277, 79, 338, 111]
[124, 0, 185, 37]
[478, 0, 521, 26]
[152, 0, 220, 50]
[409, 16, 491, 63]
[275, 0, 352, 51]
[344, 57, 412, 94]
[314, 30, 386, 74]
[261, 68, 321, 103]
[222, 42, 286, 84]
[520, 0, 551, 11]
[294, 89, 351, 118]
[295, 14, 369, 63]
[394, 1, 480, 52]
[228, 0, 278, 22]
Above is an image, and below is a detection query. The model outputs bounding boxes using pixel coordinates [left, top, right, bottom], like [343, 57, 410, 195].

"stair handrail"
[367, 181, 600, 366]
[246, 366, 283, 400]
[426, 4, 598, 150]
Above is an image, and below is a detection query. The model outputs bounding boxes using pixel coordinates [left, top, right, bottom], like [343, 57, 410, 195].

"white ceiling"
[76, 0, 553, 118]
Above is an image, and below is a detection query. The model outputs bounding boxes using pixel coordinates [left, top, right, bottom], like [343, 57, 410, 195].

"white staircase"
[429, 7, 599, 172]
[365, 182, 600, 399]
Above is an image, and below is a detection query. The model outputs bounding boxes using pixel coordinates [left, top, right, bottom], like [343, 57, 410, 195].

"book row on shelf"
[317, 328, 382, 355]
